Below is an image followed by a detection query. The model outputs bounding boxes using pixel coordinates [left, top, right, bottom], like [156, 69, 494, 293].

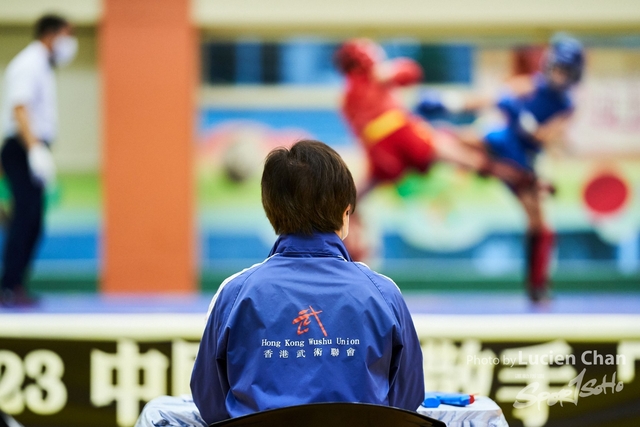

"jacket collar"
[269, 232, 352, 261]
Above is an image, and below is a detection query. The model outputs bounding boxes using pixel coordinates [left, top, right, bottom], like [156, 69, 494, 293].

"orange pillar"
[101, 0, 196, 293]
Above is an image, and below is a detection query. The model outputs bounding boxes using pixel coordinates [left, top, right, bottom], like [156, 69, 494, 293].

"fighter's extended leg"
[431, 129, 534, 189]
[517, 186, 554, 302]
[431, 129, 487, 171]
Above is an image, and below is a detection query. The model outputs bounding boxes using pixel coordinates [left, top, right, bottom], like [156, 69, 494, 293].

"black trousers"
[0, 137, 44, 291]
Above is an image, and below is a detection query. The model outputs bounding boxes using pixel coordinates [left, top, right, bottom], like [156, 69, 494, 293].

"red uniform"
[341, 58, 436, 182]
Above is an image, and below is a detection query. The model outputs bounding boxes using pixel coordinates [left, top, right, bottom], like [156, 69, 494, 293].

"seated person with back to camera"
[190, 139, 425, 424]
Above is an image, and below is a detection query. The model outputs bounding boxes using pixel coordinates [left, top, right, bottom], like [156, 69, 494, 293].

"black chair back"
[210, 402, 446, 427]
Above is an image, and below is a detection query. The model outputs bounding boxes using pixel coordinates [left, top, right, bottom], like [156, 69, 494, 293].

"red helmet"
[334, 39, 385, 74]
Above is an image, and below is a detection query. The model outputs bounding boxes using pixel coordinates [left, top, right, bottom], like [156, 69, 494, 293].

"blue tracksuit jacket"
[190, 232, 425, 425]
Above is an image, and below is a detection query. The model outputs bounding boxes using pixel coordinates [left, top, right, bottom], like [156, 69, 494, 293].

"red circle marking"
[583, 173, 629, 216]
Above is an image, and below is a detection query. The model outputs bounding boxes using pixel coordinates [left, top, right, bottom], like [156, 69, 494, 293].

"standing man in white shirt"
[0, 14, 77, 306]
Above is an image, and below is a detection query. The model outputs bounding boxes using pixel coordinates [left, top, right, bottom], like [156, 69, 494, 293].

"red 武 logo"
[292, 305, 327, 337]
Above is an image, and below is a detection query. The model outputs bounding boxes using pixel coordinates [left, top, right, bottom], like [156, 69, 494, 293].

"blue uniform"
[485, 74, 573, 171]
[191, 232, 425, 425]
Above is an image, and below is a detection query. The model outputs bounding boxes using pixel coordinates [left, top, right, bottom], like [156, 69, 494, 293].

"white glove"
[28, 143, 56, 186]
[441, 91, 466, 114]
[518, 110, 539, 136]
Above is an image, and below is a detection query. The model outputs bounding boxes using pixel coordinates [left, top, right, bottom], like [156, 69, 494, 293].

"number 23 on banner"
[0, 350, 67, 415]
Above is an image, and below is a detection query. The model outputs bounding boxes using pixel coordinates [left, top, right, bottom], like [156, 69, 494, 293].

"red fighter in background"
[334, 38, 529, 260]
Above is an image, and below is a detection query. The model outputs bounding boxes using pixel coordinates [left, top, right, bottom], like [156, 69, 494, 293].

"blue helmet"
[546, 34, 585, 85]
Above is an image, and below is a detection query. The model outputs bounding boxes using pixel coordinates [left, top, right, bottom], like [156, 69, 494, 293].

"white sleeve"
[5, 61, 38, 108]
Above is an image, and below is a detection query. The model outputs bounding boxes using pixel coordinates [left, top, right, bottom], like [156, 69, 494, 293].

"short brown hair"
[262, 140, 356, 235]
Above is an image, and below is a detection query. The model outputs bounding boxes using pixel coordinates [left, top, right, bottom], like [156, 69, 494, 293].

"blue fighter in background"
[415, 34, 585, 302]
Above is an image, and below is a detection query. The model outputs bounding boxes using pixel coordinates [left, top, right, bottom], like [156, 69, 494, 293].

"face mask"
[52, 35, 78, 67]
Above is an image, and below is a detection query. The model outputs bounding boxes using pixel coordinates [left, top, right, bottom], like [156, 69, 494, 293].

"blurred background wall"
[0, 0, 639, 292]
[1, 0, 637, 170]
